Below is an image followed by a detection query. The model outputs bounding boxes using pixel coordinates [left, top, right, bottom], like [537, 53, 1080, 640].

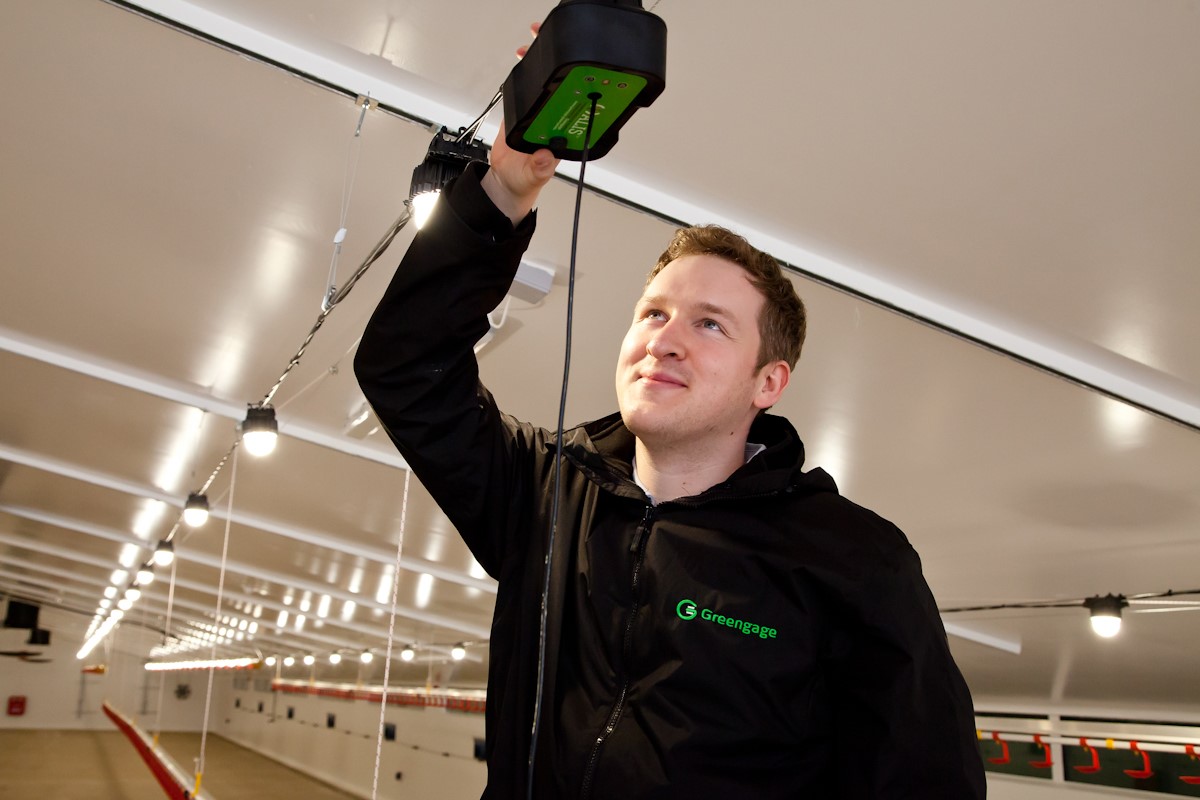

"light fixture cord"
[527, 93, 600, 800]
[151, 556, 179, 746]
[371, 467, 411, 800]
[196, 444, 238, 788]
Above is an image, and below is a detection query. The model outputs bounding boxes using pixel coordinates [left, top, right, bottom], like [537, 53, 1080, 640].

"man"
[355, 129, 986, 798]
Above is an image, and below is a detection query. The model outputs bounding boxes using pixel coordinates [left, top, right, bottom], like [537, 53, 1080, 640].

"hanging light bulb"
[329, 652, 342, 665]
[183, 492, 210, 527]
[408, 127, 488, 230]
[125, 587, 141, 602]
[103, 586, 118, 599]
[283, 656, 295, 667]
[400, 645, 415, 662]
[152, 540, 175, 567]
[118, 597, 133, 611]
[303, 654, 316, 667]
[241, 405, 279, 457]
[1084, 594, 1127, 638]
[450, 643, 467, 661]
[99, 598, 112, 609]
[360, 651, 374, 664]
[136, 566, 155, 585]
[265, 656, 277, 667]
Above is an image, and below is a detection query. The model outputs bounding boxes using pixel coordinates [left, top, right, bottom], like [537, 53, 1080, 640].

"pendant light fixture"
[408, 126, 488, 230]
[1084, 594, 1127, 638]
[241, 405, 279, 457]
[152, 539, 175, 567]
[183, 492, 210, 527]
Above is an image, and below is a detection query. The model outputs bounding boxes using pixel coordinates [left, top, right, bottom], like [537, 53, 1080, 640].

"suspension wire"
[371, 468, 413, 800]
[527, 93, 600, 800]
[324, 95, 372, 313]
[137, 599, 151, 715]
[275, 334, 362, 413]
[260, 207, 410, 408]
[194, 444, 239, 798]
[151, 557, 179, 746]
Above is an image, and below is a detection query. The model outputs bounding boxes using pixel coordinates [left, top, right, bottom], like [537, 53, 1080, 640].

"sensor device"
[502, 0, 666, 161]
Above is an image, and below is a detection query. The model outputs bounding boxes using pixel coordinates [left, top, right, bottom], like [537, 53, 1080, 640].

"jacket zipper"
[579, 505, 655, 798]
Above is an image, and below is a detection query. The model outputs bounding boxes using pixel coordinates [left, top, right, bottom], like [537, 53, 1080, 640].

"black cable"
[457, 88, 504, 143]
[939, 587, 1200, 614]
[527, 93, 601, 800]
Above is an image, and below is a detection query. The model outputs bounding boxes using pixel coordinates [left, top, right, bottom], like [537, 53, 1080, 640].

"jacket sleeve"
[831, 540, 987, 798]
[353, 163, 545, 578]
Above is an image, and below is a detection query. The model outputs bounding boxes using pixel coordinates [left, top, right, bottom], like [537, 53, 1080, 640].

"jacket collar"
[563, 411, 839, 502]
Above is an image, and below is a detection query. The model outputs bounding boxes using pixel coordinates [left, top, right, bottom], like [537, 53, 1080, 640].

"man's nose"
[646, 318, 684, 359]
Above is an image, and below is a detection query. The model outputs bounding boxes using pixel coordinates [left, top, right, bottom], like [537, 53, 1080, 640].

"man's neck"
[633, 435, 749, 504]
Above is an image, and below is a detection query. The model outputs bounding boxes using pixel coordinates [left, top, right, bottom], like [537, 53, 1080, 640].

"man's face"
[615, 254, 781, 449]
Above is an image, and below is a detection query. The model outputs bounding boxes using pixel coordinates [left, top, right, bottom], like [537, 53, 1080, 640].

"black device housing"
[502, 0, 667, 160]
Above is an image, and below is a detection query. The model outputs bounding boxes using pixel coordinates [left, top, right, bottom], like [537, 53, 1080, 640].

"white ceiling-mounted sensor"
[507, 259, 556, 305]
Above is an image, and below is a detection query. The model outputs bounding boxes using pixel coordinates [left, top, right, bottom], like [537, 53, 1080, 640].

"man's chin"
[620, 407, 674, 442]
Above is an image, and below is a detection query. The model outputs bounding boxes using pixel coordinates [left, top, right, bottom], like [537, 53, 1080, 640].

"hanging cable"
[527, 92, 600, 800]
[151, 557, 179, 747]
[194, 445, 238, 798]
[939, 587, 1200, 614]
[371, 468, 412, 800]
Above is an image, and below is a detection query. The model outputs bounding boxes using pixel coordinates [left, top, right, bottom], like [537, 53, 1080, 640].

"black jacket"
[355, 164, 986, 799]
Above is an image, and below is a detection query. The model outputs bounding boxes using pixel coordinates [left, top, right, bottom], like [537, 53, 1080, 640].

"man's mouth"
[639, 372, 686, 388]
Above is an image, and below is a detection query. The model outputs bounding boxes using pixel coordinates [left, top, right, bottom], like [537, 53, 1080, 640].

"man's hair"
[646, 225, 807, 369]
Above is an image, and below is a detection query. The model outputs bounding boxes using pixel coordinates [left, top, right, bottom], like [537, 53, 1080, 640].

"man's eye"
[701, 319, 723, 331]
[642, 309, 665, 321]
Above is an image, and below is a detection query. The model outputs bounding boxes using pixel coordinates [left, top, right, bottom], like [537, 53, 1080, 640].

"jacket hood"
[563, 411, 840, 502]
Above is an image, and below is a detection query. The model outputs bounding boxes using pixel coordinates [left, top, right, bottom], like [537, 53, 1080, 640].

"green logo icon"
[673, 598, 778, 640]
[676, 599, 698, 620]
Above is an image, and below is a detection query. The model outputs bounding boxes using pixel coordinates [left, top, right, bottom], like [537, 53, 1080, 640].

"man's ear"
[753, 361, 790, 410]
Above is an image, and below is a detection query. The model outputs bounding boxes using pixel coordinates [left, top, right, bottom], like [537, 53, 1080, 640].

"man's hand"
[481, 22, 559, 226]
[483, 122, 558, 226]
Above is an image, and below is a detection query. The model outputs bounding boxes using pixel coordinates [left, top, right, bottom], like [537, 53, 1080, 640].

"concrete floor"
[0, 729, 359, 800]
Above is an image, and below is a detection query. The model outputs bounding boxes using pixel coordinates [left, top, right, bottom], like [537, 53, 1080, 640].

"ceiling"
[1, 0, 1198, 717]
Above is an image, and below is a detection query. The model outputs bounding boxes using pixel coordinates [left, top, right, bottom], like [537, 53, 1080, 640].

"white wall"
[0, 607, 207, 732]
[215, 673, 487, 799]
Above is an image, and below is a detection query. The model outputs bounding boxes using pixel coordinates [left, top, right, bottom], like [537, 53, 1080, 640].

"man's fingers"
[516, 22, 540, 59]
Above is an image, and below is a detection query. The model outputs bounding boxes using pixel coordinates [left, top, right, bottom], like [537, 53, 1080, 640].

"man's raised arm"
[353, 131, 558, 575]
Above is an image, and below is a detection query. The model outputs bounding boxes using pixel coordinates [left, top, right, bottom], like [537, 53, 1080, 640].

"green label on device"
[521, 65, 647, 152]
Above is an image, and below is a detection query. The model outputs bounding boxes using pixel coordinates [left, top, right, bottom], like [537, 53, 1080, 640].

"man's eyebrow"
[636, 295, 739, 324]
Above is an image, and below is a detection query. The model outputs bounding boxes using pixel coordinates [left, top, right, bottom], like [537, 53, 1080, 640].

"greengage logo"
[674, 598, 778, 640]
[676, 599, 698, 620]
